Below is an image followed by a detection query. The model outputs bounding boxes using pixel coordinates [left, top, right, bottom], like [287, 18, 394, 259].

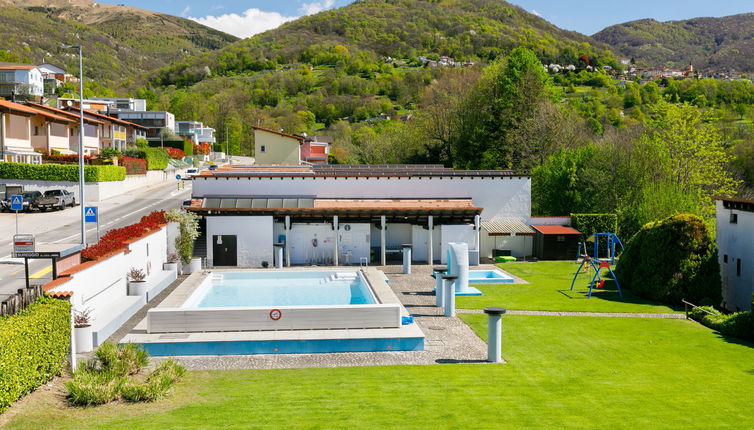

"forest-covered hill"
[593, 13, 754, 72]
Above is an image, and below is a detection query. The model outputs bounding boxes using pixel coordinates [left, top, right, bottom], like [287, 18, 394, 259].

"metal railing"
[682, 299, 716, 320]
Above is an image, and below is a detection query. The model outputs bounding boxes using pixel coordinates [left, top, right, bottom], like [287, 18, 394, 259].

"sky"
[98, 1, 754, 38]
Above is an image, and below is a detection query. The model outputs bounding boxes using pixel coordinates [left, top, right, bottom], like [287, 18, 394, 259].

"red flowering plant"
[80, 211, 166, 261]
[165, 147, 185, 159]
[119, 156, 147, 175]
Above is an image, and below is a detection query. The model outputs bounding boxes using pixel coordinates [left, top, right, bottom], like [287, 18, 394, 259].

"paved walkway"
[457, 309, 685, 319]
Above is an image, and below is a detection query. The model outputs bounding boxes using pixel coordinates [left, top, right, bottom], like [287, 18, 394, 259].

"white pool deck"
[120, 268, 424, 347]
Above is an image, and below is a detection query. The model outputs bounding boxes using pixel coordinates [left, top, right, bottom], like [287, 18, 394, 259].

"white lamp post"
[62, 44, 86, 247]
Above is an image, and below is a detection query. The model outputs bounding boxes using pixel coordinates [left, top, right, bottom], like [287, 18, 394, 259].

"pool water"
[183, 271, 376, 308]
[468, 269, 514, 283]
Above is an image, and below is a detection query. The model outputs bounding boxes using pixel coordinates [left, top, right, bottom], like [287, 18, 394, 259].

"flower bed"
[81, 211, 166, 262]
[165, 147, 185, 159]
[119, 156, 147, 175]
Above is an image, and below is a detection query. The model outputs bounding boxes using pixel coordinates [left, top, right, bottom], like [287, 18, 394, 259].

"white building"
[716, 197, 754, 312]
[0, 63, 44, 99]
[90, 97, 147, 112]
[177, 121, 216, 145]
[187, 164, 531, 268]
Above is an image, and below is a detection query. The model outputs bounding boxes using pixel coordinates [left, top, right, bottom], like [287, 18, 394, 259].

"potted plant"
[127, 267, 148, 296]
[164, 209, 201, 273]
[74, 308, 94, 353]
[163, 253, 179, 273]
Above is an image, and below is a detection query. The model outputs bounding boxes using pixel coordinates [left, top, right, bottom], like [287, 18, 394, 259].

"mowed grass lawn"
[4, 315, 754, 429]
[456, 261, 680, 313]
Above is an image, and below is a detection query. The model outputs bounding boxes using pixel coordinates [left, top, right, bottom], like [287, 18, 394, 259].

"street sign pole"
[84, 206, 98, 241]
[10, 194, 22, 236]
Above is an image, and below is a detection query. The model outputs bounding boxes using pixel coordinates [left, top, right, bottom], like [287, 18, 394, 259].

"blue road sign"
[10, 195, 23, 211]
[84, 206, 98, 223]
[175, 174, 181, 180]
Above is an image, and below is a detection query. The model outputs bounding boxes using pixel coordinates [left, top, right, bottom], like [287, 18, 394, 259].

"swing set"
[570, 233, 624, 299]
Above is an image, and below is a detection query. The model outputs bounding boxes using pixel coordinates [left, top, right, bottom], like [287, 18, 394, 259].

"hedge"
[0, 162, 125, 182]
[691, 307, 754, 343]
[149, 139, 193, 156]
[615, 214, 721, 306]
[571, 213, 619, 237]
[144, 148, 169, 170]
[119, 156, 147, 175]
[0, 296, 71, 413]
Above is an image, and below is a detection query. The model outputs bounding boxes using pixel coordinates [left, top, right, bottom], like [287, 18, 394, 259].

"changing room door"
[213, 235, 237, 266]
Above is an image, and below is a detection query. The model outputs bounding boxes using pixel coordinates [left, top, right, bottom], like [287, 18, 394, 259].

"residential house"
[64, 107, 149, 151]
[37, 63, 73, 94]
[56, 98, 115, 113]
[253, 126, 304, 165]
[715, 197, 754, 312]
[90, 97, 147, 112]
[110, 110, 175, 143]
[177, 121, 216, 145]
[0, 63, 44, 100]
[0, 99, 74, 163]
[25, 103, 103, 155]
[300, 135, 330, 164]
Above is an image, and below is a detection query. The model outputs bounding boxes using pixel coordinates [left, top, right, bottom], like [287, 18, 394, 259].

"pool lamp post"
[61, 44, 86, 247]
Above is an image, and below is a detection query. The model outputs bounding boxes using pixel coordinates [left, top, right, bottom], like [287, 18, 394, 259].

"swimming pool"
[147, 270, 401, 334]
[468, 269, 515, 283]
[183, 271, 376, 308]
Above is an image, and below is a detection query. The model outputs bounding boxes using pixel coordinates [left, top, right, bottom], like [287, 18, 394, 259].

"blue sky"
[99, 1, 754, 38]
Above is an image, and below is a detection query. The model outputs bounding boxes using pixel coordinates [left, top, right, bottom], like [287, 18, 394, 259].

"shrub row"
[120, 156, 147, 175]
[0, 162, 125, 182]
[144, 148, 169, 170]
[81, 210, 166, 262]
[571, 213, 619, 237]
[42, 154, 94, 164]
[66, 343, 185, 406]
[615, 214, 721, 306]
[0, 296, 71, 413]
[690, 307, 754, 343]
[165, 147, 185, 159]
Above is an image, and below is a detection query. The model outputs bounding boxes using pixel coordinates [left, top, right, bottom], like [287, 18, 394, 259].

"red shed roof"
[531, 225, 581, 235]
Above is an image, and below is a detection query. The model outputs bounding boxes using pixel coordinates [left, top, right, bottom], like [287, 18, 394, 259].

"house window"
[730, 213, 738, 224]
[34, 126, 39, 136]
[260, 145, 266, 153]
[737, 259, 741, 277]
[556, 235, 565, 242]
[723, 254, 728, 264]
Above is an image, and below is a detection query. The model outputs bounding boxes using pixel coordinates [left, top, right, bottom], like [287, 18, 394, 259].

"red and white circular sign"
[269, 309, 282, 321]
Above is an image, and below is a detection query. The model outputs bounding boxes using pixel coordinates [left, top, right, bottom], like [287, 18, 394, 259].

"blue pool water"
[468, 269, 514, 283]
[183, 271, 376, 308]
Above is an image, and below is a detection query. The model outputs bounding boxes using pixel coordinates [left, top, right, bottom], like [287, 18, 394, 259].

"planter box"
[127, 280, 148, 296]
[182, 257, 202, 274]
[75, 325, 93, 353]
[163, 262, 178, 272]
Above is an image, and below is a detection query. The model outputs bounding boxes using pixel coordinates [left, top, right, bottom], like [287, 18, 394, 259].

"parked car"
[35, 189, 76, 211]
[208, 164, 218, 171]
[18, 191, 43, 212]
[181, 199, 192, 210]
[184, 168, 199, 178]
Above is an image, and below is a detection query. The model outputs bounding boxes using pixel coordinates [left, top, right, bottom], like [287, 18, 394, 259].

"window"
[723, 254, 728, 264]
[260, 145, 266, 153]
[556, 235, 565, 242]
[730, 213, 738, 224]
[34, 126, 39, 136]
[0, 71, 13, 82]
[737, 259, 741, 277]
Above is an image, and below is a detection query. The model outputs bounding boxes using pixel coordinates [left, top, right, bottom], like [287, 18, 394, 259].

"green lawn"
[5, 315, 754, 429]
[456, 261, 680, 313]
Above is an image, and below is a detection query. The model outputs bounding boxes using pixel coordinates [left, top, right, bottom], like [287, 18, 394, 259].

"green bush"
[66, 343, 185, 407]
[615, 214, 721, 306]
[0, 162, 125, 182]
[0, 296, 71, 413]
[690, 306, 754, 343]
[144, 147, 169, 170]
[571, 213, 619, 237]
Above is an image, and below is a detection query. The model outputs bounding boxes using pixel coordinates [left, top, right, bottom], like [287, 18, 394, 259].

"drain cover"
[427, 326, 445, 331]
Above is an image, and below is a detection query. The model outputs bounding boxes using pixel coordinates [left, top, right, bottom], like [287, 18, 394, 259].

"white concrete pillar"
[427, 215, 434, 265]
[484, 307, 507, 363]
[284, 215, 291, 267]
[474, 215, 481, 251]
[442, 274, 457, 317]
[380, 215, 386, 266]
[333, 215, 339, 266]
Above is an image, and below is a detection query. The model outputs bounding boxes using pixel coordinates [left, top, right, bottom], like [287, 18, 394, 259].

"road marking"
[30, 265, 52, 279]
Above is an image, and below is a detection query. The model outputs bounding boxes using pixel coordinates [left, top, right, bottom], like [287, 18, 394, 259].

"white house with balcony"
[716, 197, 754, 312]
[0, 63, 44, 100]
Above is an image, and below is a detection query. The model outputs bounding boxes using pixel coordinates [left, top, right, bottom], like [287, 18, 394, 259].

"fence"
[681, 299, 715, 320]
[0, 284, 45, 317]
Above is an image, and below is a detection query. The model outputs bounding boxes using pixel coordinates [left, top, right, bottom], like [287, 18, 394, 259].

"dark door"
[213, 235, 237, 266]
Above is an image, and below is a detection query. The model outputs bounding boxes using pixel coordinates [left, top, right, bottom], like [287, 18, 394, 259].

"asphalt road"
[0, 180, 192, 300]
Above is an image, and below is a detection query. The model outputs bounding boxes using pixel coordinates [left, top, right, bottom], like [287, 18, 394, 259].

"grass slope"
[456, 261, 680, 313]
[4, 316, 753, 429]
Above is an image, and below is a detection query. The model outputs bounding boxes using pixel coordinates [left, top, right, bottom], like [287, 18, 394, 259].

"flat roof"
[198, 164, 526, 178]
[531, 225, 581, 235]
[189, 197, 482, 223]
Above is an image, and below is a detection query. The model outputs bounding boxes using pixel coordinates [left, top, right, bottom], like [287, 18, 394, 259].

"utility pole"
[225, 124, 229, 159]
[62, 44, 86, 247]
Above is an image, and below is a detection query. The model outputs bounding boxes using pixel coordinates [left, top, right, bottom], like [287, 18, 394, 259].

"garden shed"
[532, 225, 581, 260]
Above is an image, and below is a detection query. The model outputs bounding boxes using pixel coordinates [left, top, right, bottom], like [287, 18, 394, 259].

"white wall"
[410, 225, 441, 263]
[206, 216, 273, 267]
[337, 223, 370, 265]
[480, 232, 533, 259]
[193, 175, 531, 221]
[288, 223, 335, 265]
[440, 225, 475, 264]
[716, 201, 754, 311]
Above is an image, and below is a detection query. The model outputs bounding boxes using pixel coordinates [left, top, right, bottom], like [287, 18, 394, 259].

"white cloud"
[189, 8, 298, 39]
[531, 9, 541, 17]
[299, 0, 335, 15]
[180, 5, 191, 17]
